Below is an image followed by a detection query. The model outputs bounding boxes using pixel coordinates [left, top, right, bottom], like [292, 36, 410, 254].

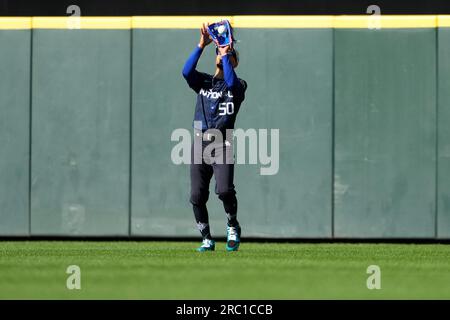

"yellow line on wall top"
[233, 16, 334, 28]
[333, 15, 437, 28]
[132, 16, 234, 29]
[0, 15, 450, 29]
[32, 17, 131, 29]
[0, 17, 31, 29]
[438, 15, 450, 27]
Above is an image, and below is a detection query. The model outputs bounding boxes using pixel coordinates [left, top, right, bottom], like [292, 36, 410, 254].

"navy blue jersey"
[182, 46, 248, 131]
[189, 72, 247, 131]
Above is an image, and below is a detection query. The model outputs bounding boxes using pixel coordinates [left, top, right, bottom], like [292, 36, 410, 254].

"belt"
[194, 130, 228, 142]
[195, 132, 219, 141]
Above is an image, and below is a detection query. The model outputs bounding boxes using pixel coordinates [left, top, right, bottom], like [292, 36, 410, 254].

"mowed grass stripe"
[0, 241, 449, 299]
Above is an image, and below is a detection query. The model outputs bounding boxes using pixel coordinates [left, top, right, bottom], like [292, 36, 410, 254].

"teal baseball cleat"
[196, 239, 215, 252]
[226, 225, 241, 251]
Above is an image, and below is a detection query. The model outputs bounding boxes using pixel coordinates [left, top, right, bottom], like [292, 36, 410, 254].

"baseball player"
[182, 22, 247, 252]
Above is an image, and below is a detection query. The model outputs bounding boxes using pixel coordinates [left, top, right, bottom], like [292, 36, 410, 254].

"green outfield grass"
[0, 241, 449, 299]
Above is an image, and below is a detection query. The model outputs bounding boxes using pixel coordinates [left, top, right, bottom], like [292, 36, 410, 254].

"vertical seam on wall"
[331, 27, 336, 239]
[128, 28, 133, 238]
[435, 25, 439, 239]
[28, 28, 33, 237]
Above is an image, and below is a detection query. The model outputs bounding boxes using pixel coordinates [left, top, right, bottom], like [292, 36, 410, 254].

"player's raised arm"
[182, 23, 212, 89]
[217, 44, 246, 94]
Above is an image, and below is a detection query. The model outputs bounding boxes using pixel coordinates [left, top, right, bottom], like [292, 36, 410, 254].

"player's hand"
[217, 44, 232, 56]
[199, 23, 212, 49]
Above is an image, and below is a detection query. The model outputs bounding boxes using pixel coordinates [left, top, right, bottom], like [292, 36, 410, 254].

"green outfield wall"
[0, 29, 30, 235]
[31, 30, 130, 236]
[334, 28, 436, 238]
[0, 16, 449, 238]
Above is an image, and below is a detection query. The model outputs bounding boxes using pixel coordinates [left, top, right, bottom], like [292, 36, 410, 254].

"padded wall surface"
[438, 27, 450, 239]
[30, 30, 130, 235]
[131, 29, 209, 236]
[233, 29, 333, 237]
[0, 18, 447, 239]
[334, 29, 436, 238]
[0, 30, 31, 235]
[131, 28, 333, 237]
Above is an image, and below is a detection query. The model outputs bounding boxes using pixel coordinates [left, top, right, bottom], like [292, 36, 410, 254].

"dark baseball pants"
[190, 132, 239, 240]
